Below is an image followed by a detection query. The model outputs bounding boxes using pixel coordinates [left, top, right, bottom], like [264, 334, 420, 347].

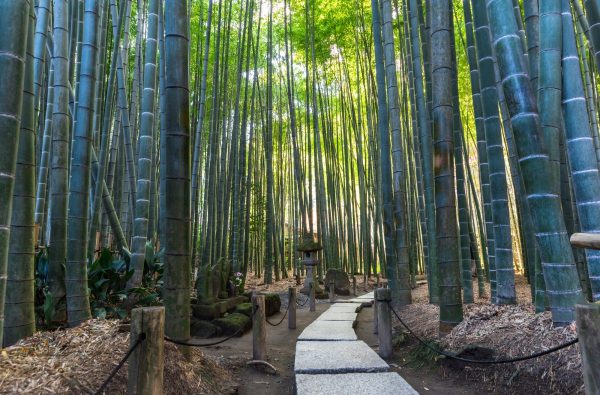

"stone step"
[298, 320, 357, 341]
[335, 298, 374, 306]
[328, 303, 363, 313]
[294, 340, 389, 374]
[315, 311, 358, 322]
[295, 372, 419, 395]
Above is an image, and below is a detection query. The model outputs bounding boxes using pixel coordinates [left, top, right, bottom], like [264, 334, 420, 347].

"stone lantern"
[298, 237, 324, 295]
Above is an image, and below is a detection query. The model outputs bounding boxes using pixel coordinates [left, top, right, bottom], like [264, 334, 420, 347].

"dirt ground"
[2, 272, 582, 394]
[204, 273, 583, 395]
[200, 272, 479, 395]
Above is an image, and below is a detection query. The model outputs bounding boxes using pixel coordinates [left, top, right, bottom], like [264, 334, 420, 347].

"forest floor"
[223, 272, 583, 394]
[0, 319, 238, 394]
[0, 273, 584, 394]
[388, 276, 583, 394]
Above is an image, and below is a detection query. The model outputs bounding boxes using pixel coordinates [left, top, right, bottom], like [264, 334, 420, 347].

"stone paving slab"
[315, 311, 358, 322]
[335, 298, 374, 305]
[298, 320, 357, 341]
[294, 340, 389, 374]
[328, 303, 363, 313]
[295, 372, 419, 395]
[355, 292, 374, 299]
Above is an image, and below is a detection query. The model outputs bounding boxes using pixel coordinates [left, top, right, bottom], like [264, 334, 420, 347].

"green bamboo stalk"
[561, 0, 600, 301]
[48, 0, 72, 323]
[472, 0, 516, 304]
[4, 1, 35, 346]
[128, 0, 159, 288]
[65, 0, 101, 326]
[486, 0, 584, 325]
[163, 0, 191, 342]
[431, 0, 463, 332]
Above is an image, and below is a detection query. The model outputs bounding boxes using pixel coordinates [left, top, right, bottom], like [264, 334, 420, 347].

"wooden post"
[252, 294, 267, 361]
[289, 287, 297, 329]
[376, 273, 381, 288]
[373, 294, 378, 334]
[352, 276, 357, 296]
[576, 303, 600, 394]
[376, 288, 392, 358]
[128, 307, 165, 395]
[329, 281, 335, 303]
[309, 281, 316, 312]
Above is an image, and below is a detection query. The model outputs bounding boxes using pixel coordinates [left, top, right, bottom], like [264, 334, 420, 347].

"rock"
[324, 269, 351, 295]
[191, 318, 222, 338]
[443, 344, 495, 370]
[234, 302, 253, 317]
[212, 313, 252, 336]
[191, 296, 250, 320]
[263, 293, 281, 317]
[191, 303, 220, 320]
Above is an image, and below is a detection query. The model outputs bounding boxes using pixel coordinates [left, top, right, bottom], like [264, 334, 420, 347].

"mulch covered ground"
[394, 276, 584, 394]
[0, 319, 237, 394]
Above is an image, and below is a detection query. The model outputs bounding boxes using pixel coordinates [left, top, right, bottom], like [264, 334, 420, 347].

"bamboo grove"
[2, 0, 600, 347]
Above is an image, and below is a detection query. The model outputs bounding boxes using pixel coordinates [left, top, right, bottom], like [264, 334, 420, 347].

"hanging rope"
[265, 301, 290, 326]
[94, 334, 145, 395]
[164, 308, 258, 347]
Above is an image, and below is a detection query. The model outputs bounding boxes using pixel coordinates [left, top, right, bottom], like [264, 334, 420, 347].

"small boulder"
[324, 268, 351, 295]
[234, 302, 253, 317]
[263, 293, 282, 317]
[191, 303, 220, 320]
[444, 345, 495, 370]
[212, 312, 252, 336]
[191, 318, 222, 338]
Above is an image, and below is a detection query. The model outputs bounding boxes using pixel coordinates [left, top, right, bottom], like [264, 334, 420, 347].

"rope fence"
[386, 300, 579, 365]
[266, 301, 290, 326]
[94, 334, 146, 395]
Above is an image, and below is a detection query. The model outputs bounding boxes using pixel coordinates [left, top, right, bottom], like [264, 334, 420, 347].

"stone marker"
[309, 281, 316, 312]
[298, 320, 357, 341]
[325, 268, 351, 295]
[295, 373, 418, 395]
[329, 281, 336, 303]
[294, 340, 389, 374]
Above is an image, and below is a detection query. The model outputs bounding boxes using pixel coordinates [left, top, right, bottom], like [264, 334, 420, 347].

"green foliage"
[87, 248, 132, 319]
[34, 243, 164, 324]
[34, 249, 65, 329]
[404, 339, 445, 368]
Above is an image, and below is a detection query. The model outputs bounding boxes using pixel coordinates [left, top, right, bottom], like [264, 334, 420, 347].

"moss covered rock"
[263, 293, 282, 317]
[234, 302, 253, 317]
[212, 313, 251, 336]
[190, 318, 222, 338]
[296, 235, 322, 252]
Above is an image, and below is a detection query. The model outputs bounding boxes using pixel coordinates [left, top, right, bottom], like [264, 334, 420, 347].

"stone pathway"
[294, 291, 419, 394]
